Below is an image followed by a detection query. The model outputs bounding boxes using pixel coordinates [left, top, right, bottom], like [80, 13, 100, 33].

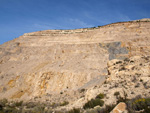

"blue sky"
[0, 0, 150, 44]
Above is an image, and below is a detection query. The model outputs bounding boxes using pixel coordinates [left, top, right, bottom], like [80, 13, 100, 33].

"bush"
[114, 91, 120, 99]
[83, 98, 104, 109]
[15, 101, 23, 107]
[2, 106, 18, 113]
[114, 92, 120, 96]
[116, 90, 128, 104]
[79, 89, 86, 93]
[0, 104, 2, 111]
[26, 102, 36, 108]
[127, 96, 150, 113]
[96, 93, 105, 99]
[0, 98, 8, 107]
[32, 105, 45, 113]
[60, 101, 69, 106]
[68, 108, 80, 113]
[99, 104, 116, 113]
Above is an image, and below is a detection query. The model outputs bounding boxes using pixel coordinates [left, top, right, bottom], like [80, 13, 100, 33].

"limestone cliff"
[0, 19, 150, 109]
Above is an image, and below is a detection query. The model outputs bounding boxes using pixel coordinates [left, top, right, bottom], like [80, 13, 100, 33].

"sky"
[0, 0, 150, 44]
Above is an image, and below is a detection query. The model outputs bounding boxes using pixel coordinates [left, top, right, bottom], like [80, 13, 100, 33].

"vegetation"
[99, 104, 116, 113]
[60, 101, 69, 106]
[83, 98, 104, 109]
[114, 91, 120, 96]
[96, 93, 105, 99]
[83, 93, 105, 109]
[68, 108, 80, 113]
[114, 91, 120, 99]
[0, 99, 66, 113]
[127, 96, 150, 113]
[0, 94, 150, 113]
[79, 88, 86, 93]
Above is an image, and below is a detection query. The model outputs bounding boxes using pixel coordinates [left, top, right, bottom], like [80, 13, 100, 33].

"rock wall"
[99, 42, 128, 60]
[0, 19, 150, 102]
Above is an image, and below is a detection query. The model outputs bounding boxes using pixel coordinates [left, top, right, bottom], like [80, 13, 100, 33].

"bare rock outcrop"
[110, 102, 128, 113]
[82, 55, 150, 107]
[0, 19, 150, 111]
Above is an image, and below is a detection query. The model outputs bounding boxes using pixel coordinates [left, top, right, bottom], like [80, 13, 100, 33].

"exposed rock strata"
[0, 19, 150, 111]
[54, 55, 150, 111]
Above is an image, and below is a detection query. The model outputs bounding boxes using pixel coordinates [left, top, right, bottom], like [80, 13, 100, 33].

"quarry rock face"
[0, 19, 150, 110]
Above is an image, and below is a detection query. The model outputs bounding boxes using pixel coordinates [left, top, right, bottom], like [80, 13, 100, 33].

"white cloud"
[28, 18, 93, 30]
[30, 22, 65, 30]
[118, 13, 131, 21]
[66, 18, 93, 28]
[83, 11, 112, 25]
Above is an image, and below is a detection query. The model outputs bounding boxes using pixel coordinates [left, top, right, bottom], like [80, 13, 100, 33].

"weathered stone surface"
[99, 42, 128, 60]
[96, 55, 150, 106]
[110, 102, 128, 113]
[0, 19, 150, 110]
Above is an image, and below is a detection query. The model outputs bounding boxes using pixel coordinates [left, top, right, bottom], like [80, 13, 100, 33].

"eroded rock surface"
[0, 19, 150, 111]
[110, 102, 127, 113]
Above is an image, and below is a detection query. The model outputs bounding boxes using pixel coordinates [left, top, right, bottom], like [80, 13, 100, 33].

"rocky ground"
[0, 55, 150, 113]
[54, 55, 150, 112]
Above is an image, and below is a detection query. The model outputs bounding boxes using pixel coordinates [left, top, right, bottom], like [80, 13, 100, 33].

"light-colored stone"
[110, 102, 128, 113]
[0, 19, 150, 111]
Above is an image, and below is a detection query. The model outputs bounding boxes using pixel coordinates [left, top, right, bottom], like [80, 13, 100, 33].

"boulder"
[110, 102, 128, 113]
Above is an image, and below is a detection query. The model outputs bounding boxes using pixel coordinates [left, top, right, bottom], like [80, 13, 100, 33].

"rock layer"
[0, 19, 150, 102]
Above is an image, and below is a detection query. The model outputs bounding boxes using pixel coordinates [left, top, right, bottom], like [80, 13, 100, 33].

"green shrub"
[32, 105, 45, 113]
[68, 108, 80, 113]
[127, 96, 150, 113]
[0, 104, 2, 111]
[85, 108, 99, 113]
[99, 104, 116, 113]
[114, 91, 120, 99]
[116, 90, 128, 104]
[0, 98, 8, 106]
[3, 106, 17, 113]
[51, 102, 57, 108]
[96, 93, 105, 99]
[83, 98, 104, 109]
[60, 101, 69, 106]
[80, 89, 86, 93]
[114, 92, 120, 96]
[15, 101, 23, 107]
